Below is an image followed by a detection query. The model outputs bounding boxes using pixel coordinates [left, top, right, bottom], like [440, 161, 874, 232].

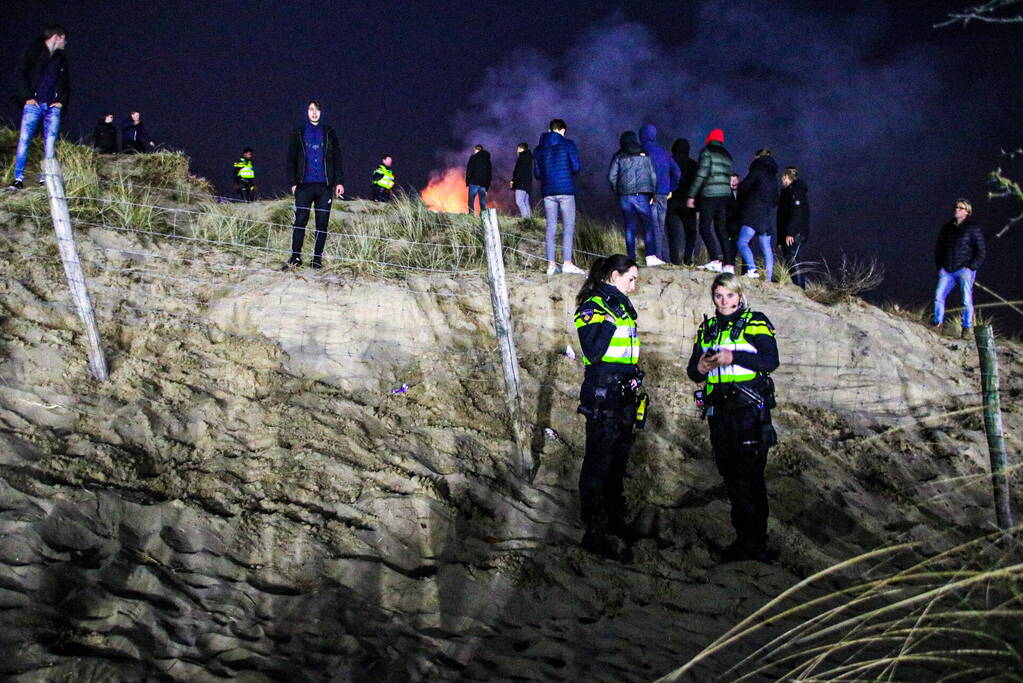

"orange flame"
[421, 167, 501, 213]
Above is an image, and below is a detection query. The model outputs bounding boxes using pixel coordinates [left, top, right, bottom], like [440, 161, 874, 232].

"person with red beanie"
[687, 129, 735, 272]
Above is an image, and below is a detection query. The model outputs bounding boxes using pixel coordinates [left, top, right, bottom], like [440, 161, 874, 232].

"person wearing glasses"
[688, 272, 779, 563]
[933, 199, 985, 337]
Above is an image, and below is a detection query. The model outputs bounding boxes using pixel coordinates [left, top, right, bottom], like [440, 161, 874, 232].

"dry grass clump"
[805, 254, 885, 305]
[660, 529, 1023, 682]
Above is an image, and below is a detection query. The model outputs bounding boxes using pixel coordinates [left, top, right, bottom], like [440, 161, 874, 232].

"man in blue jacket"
[639, 124, 679, 266]
[283, 100, 345, 270]
[8, 24, 69, 191]
[534, 119, 584, 275]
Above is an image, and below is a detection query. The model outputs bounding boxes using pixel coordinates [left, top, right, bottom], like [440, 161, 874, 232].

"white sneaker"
[722, 264, 735, 274]
[744, 269, 760, 279]
[646, 255, 666, 267]
[546, 263, 561, 275]
[561, 262, 585, 275]
[700, 260, 723, 272]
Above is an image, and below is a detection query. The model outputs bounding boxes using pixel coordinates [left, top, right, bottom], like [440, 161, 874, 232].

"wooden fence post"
[974, 325, 1012, 529]
[481, 208, 531, 476]
[43, 158, 109, 382]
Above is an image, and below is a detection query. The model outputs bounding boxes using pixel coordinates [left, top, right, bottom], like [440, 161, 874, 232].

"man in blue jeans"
[9, 24, 69, 191]
[465, 145, 492, 215]
[933, 198, 985, 337]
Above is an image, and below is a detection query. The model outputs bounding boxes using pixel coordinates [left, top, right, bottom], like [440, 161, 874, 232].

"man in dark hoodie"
[9, 24, 69, 191]
[639, 124, 679, 265]
[510, 142, 533, 218]
[122, 111, 156, 153]
[465, 144, 492, 215]
[534, 119, 584, 275]
[933, 199, 985, 337]
[667, 138, 700, 265]
[687, 129, 734, 272]
[283, 99, 345, 270]
[608, 131, 657, 264]
[777, 167, 810, 288]
[736, 148, 780, 280]
[93, 113, 117, 154]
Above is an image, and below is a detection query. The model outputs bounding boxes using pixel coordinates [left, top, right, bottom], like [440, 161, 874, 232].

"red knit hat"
[706, 129, 725, 144]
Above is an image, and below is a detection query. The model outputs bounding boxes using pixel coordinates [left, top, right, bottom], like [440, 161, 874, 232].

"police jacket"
[17, 39, 70, 107]
[287, 124, 344, 187]
[687, 308, 778, 396]
[576, 283, 641, 406]
[372, 164, 395, 189]
[234, 157, 255, 182]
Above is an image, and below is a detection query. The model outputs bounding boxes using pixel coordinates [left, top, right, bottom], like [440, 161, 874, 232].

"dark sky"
[4, 1, 1022, 327]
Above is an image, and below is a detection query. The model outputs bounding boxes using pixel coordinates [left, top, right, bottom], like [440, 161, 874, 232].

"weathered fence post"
[974, 325, 1012, 529]
[43, 158, 109, 382]
[481, 208, 531, 476]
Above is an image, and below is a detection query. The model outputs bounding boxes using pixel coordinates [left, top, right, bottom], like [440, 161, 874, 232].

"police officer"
[233, 147, 256, 202]
[574, 254, 645, 559]
[687, 272, 779, 562]
[371, 155, 395, 202]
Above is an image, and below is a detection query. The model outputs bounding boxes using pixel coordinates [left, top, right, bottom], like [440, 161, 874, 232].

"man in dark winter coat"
[639, 124, 680, 264]
[666, 138, 699, 265]
[777, 167, 810, 288]
[465, 145, 492, 215]
[933, 199, 985, 336]
[283, 99, 345, 270]
[724, 173, 742, 272]
[608, 131, 658, 264]
[9, 24, 69, 191]
[534, 119, 584, 275]
[736, 149, 780, 280]
[93, 113, 117, 154]
[122, 111, 156, 153]
[687, 129, 734, 272]
[510, 142, 533, 217]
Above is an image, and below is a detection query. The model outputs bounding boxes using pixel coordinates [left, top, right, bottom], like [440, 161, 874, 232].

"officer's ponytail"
[576, 254, 638, 307]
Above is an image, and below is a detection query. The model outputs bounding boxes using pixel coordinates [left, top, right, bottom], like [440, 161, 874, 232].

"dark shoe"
[608, 516, 643, 544]
[310, 258, 323, 269]
[717, 540, 774, 564]
[960, 327, 971, 339]
[6, 180, 24, 191]
[281, 256, 302, 271]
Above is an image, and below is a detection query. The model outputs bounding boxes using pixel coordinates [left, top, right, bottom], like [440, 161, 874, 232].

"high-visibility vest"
[373, 164, 395, 189]
[574, 295, 640, 366]
[234, 157, 255, 180]
[697, 308, 774, 394]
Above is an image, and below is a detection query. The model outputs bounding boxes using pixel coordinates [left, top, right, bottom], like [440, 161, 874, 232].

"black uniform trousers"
[238, 181, 255, 203]
[708, 404, 771, 549]
[666, 196, 698, 265]
[580, 406, 636, 528]
[291, 183, 333, 262]
[698, 195, 731, 263]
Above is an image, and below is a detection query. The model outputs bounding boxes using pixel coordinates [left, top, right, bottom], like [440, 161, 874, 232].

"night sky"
[4, 1, 1022, 328]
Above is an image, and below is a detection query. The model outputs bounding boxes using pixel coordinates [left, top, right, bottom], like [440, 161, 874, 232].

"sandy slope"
[0, 198, 1021, 681]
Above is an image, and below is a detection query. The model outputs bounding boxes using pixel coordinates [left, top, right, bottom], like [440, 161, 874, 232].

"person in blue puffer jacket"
[533, 118, 584, 276]
[639, 124, 680, 266]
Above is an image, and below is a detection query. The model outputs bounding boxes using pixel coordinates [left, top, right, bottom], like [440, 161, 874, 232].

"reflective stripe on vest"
[234, 158, 255, 180]
[574, 295, 640, 366]
[373, 165, 395, 189]
[699, 309, 766, 392]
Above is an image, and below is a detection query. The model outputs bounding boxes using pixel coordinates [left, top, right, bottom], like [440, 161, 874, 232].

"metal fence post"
[43, 158, 109, 382]
[481, 208, 531, 476]
[974, 325, 1012, 529]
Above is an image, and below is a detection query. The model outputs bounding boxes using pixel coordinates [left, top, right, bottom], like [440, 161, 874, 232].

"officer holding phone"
[688, 272, 779, 562]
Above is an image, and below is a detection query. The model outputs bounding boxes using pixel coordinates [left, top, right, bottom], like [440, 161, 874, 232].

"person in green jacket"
[371, 155, 395, 202]
[233, 148, 256, 202]
[687, 129, 734, 273]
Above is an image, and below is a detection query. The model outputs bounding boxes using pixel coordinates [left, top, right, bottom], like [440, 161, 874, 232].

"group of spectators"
[91, 111, 157, 154]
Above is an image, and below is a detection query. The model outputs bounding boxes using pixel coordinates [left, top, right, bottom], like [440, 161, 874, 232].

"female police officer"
[687, 272, 779, 562]
[574, 255, 643, 558]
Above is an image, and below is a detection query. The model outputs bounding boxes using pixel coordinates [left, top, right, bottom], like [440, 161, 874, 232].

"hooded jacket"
[737, 154, 779, 233]
[639, 124, 681, 195]
[688, 141, 733, 200]
[533, 131, 581, 196]
[92, 118, 117, 154]
[287, 123, 344, 186]
[608, 131, 656, 196]
[671, 138, 699, 202]
[512, 148, 533, 191]
[465, 149, 492, 189]
[16, 38, 70, 107]
[935, 217, 985, 272]
[777, 178, 810, 243]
